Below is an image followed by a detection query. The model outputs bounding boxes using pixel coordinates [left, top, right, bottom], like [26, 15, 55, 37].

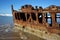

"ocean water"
[0, 16, 13, 26]
[0, 16, 14, 32]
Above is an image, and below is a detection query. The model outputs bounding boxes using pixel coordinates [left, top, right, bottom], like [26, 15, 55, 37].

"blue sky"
[0, 0, 60, 16]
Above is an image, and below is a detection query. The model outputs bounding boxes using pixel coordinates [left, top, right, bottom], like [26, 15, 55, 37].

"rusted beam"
[36, 13, 39, 23]
[50, 12, 57, 27]
[42, 13, 46, 24]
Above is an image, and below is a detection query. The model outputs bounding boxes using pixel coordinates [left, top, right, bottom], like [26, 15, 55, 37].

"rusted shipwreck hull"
[12, 5, 60, 40]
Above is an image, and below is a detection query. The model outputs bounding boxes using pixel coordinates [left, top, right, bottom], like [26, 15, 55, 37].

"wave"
[0, 24, 13, 32]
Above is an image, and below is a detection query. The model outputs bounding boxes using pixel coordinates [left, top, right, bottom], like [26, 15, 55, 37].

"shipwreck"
[12, 5, 60, 40]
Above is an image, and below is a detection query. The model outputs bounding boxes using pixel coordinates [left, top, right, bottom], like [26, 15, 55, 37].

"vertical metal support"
[46, 13, 48, 22]
[36, 13, 38, 23]
[42, 13, 45, 24]
[25, 13, 27, 21]
[28, 13, 32, 23]
[30, 13, 32, 23]
[50, 12, 57, 27]
[55, 13, 56, 22]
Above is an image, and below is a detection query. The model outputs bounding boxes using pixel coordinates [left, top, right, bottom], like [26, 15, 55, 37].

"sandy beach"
[0, 30, 45, 40]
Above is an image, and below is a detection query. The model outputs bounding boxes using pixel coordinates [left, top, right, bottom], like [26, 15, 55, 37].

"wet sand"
[0, 31, 45, 40]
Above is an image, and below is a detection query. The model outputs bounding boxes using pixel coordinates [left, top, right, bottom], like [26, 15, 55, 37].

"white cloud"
[0, 14, 12, 16]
